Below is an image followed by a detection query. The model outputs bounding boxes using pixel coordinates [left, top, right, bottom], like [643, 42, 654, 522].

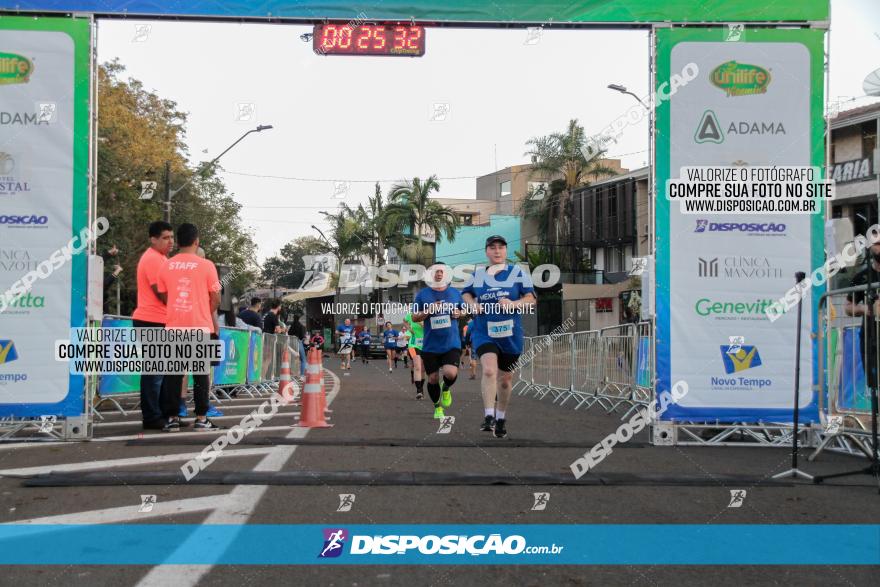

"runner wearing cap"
[462, 235, 536, 438]
[412, 263, 464, 420]
[404, 311, 426, 399]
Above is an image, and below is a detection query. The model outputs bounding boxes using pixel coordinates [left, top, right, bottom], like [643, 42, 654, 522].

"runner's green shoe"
[440, 381, 452, 408]
[433, 405, 445, 419]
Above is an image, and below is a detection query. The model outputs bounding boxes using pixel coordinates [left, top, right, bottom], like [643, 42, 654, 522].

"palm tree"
[523, 119, 618, 244]
[382, 175, 460, 265]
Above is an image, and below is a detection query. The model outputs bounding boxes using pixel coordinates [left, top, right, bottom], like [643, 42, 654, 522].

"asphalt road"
[0, 357, 878, 586]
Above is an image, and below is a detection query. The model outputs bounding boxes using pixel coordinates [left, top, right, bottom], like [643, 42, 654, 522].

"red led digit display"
[314, 24, 425, 56]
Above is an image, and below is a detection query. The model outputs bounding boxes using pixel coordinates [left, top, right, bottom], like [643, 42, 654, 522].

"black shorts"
[476, 342, 520, 372]
[421, 348, 461, 375]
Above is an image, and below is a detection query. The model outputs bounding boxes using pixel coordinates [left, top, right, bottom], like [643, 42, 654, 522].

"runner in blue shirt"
[412, 263, 464, 420]
[462, 235, 536, 438]
[336, 318, 354, 371]
[357, 328, 372, 365]
[382, 322, 399, 372]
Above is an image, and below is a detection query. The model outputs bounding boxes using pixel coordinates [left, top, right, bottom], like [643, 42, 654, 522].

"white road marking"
[93, 425, 298, 443]
[0, 447, 274, 476]
[93, 412, 300, 428]
[136, 370, 340, 587]
[4, 495, 227, 525]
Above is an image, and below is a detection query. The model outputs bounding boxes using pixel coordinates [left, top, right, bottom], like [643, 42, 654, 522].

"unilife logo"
[319, 528, 348, 558]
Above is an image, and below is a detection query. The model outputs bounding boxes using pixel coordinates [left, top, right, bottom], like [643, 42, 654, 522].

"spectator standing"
[131, 221, 173, 430]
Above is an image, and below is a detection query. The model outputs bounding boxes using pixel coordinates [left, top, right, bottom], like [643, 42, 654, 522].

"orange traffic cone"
[277, 348, 297, 405]
[296, 346, 332, 428]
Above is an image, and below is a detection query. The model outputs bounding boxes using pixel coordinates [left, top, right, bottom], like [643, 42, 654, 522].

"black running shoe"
[415, 391, 424, 400]
[194, 419, 224, 431]
[162, 418, 180, 433]
[493, 418, 507, 438]
[480, 415, 496, 432]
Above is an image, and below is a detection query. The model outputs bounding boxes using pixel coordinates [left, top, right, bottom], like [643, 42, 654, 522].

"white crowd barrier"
[516, 322, 655, 421]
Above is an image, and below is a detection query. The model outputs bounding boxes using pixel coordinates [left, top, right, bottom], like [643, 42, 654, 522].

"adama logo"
[319, 528, 347, 558]
[711, 61, 770, 96]
[0, 53, 33, 86]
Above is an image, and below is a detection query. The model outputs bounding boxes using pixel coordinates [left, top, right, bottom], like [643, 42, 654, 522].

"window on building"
[605, 246, 625, 273]
[399, 293, 413, 305]
[563, 299, 591, 332]
[500, 180, 512, 197]
[863, 122, 877, 160]
[460, 213, 473, 226]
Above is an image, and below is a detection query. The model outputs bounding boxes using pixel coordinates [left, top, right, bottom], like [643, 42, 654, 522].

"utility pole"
[163, 160, 171, 223]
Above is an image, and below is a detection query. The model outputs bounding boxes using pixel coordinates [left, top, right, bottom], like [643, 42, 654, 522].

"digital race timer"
[313, 24, 425, 57]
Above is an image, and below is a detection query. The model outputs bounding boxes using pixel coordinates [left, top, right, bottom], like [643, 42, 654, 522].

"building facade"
[829, 103, 879, 235]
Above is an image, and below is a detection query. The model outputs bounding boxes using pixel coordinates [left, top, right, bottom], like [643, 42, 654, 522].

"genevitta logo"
[319, 528, 348, 558]
[693, 220, 785, 236]
[695, 297, 777, 320]
[0, 214, 48, 228]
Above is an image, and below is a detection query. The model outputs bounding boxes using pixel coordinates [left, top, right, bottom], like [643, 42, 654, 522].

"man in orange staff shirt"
[132, 221, 173, 430]
[156, 223, 223, 432]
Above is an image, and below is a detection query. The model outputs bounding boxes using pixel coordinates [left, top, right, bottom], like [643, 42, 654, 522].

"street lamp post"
[607, 84, 649, 111]
[164, 124, 273, 223]
[607, 82, 653, 265]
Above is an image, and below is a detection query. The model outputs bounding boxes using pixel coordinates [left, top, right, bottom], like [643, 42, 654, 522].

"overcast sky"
[96, 0, 880, 262]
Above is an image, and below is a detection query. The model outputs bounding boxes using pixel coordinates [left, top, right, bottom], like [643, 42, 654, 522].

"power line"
[222, 170, 481, 183]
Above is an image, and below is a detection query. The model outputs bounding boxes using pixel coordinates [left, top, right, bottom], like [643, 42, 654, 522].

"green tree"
[382, 175, 460, 264]
[523, 119, 618, 243]
[261, 235, 329, 289]
[97, 61, 258, 313]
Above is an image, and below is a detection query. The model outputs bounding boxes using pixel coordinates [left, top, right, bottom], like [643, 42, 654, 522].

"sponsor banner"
[0, 17, 90, 417]
[4, 2, 829, 23]
[0, 524, 875, 564]
[247, 330, 263, 384]
[655, 28, 825, 422]
[96, 317, 139, 395]
[213, 328, 249, 386]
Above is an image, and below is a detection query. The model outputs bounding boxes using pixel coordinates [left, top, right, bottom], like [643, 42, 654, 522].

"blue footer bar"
[0, 525, 877, 564]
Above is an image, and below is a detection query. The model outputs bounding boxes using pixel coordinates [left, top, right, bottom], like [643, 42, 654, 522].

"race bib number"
[488, 319, 514, 338]
[430, 315, 451, 329]
[414, 337, 423, 346]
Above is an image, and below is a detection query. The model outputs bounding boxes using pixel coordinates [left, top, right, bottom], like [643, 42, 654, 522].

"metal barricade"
[811, 287, 876, 460]
[597, 324, 637, 414]
[537, 332, 572, 402]
[514, 323, 656, 422]
[566, 330, 603, 410]
[528, 335, 554, 399]
[512, 337, 535, 396]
